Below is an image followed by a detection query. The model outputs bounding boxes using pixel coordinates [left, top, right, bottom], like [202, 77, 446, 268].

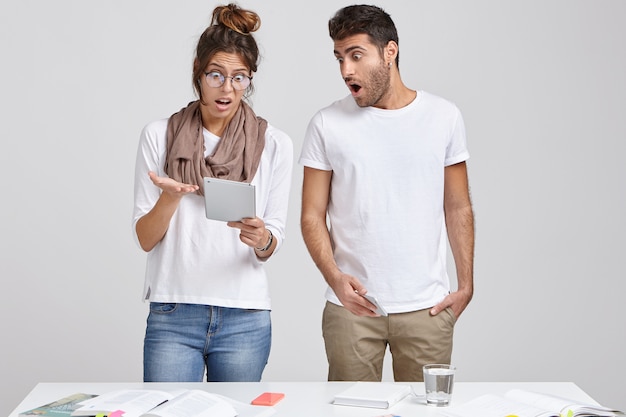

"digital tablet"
[203, 177, 256, 222]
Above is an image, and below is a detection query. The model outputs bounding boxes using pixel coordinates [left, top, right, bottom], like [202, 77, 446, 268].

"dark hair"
[328, 4, 399, 67]
[192, 3, 261, 99]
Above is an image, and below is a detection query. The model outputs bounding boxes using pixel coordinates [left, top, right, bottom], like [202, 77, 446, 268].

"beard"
[353, 60, 391, 108]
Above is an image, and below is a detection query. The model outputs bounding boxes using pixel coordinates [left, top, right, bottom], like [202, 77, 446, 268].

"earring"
[388, 62, 392, 68]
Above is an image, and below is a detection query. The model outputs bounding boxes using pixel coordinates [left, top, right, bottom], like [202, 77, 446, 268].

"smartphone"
[362, 293, 388, 316]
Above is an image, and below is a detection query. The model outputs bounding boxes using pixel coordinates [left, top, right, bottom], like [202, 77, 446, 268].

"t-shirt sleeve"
[132, 120, 167, 248]
[444, 105, 470, 166]
[258, 126, 294, 259]
[298, 111, 332, 171]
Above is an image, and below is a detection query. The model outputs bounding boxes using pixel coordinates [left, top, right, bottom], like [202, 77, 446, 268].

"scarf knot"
[164, 100, 267, 195]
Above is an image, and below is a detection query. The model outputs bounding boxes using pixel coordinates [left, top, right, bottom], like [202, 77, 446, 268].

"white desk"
[9, 381, 598, 417]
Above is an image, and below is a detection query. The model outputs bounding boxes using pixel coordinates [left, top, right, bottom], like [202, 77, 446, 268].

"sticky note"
[251, 392, 285, 406]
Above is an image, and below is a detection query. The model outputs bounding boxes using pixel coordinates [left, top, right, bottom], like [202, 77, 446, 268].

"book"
[19, 393, 98, 417]
[332, 382, 412, 409]
[70, 389, 275, 417]
[440, 389, 624, 417]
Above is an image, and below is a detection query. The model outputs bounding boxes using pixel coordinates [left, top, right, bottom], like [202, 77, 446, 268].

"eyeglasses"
[204, 71, 252, 91]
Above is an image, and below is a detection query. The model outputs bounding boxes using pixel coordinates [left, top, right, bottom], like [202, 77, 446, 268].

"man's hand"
[328, 273, 380, 317]
[430, 288, 473, 319]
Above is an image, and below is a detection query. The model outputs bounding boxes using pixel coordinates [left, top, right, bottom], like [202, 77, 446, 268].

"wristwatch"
[256, 229, 273, 252]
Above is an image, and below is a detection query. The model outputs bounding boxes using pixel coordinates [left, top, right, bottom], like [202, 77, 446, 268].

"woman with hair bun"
[132, 3, 293, 382]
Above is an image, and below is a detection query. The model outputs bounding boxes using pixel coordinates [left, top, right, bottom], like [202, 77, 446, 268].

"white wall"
[1, 0, 625, 414]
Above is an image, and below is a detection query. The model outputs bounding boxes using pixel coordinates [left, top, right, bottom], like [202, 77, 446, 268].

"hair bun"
[212, 3, 261, 35]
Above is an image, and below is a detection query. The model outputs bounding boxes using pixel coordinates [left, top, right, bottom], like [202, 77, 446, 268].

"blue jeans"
[143, 303, 271, 382]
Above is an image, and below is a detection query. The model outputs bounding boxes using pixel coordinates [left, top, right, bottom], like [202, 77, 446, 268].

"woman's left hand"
[227, 217, 270, 250]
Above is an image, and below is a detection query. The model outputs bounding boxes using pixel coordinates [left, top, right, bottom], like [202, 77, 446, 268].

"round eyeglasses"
[204, 71, 252, 91]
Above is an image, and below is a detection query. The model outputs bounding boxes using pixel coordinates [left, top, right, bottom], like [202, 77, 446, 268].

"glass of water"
[423, 364, 456, 406]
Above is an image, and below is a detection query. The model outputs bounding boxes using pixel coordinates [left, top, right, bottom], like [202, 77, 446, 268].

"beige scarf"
[164, 100, 267, 195]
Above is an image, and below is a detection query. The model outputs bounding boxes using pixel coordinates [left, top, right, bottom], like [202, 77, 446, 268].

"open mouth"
[348, 82, 362, 94]
[216, 98, 231, 105]
[345, 77, 362, 94]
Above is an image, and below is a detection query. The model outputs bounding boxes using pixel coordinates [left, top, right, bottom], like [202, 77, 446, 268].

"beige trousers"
[322, 301, 456, 382]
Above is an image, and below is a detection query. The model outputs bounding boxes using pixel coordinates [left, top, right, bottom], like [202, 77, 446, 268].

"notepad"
[203, 177, 256, 222]
[333, 382, 411, 409]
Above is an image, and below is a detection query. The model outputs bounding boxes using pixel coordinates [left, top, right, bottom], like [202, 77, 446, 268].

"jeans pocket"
[149, 302, 178, 314]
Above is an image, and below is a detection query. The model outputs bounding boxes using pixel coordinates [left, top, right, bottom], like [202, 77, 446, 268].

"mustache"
[344, 77, 362, 86]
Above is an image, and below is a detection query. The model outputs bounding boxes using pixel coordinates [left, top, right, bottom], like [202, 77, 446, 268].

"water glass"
[423, 363, 456, 406]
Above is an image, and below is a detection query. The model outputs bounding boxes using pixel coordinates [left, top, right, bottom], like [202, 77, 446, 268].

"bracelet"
[255, 229, 273, 252]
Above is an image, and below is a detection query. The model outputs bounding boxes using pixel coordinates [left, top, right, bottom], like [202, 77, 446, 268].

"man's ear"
[385, 41, 398, 66]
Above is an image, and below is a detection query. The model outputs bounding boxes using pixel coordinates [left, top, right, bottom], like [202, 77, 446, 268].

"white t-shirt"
[132, 117, 293, 310]
[299, 91, 469, 314]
